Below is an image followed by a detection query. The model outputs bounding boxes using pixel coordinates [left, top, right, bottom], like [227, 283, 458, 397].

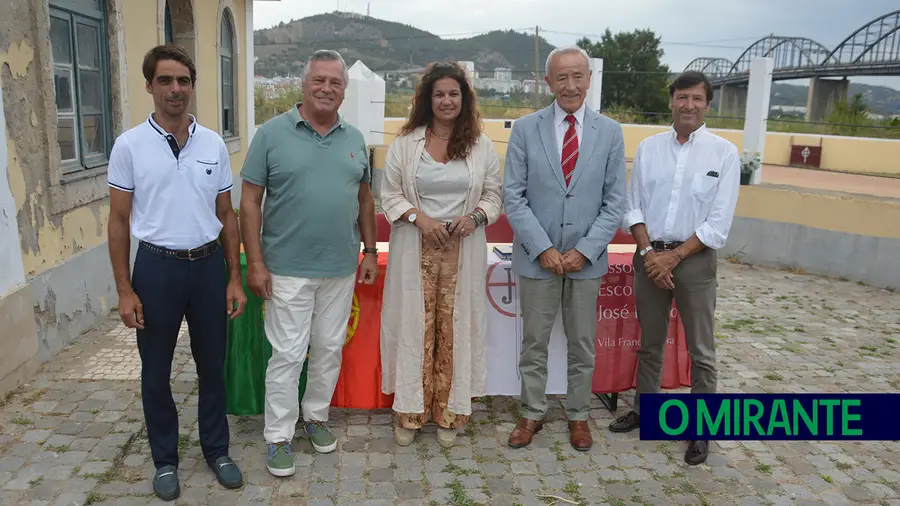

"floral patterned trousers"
[395, 235, 470, 430]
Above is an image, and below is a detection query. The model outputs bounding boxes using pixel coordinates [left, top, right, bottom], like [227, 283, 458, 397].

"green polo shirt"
[241, 103, 371, 279]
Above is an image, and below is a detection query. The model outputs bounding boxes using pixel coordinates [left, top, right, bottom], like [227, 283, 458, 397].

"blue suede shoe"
[209, 456, 243, 489]
[152, 465, 180, 501]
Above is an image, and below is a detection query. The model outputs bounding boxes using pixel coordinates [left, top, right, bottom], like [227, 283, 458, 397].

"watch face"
[408, 213, 417, 222]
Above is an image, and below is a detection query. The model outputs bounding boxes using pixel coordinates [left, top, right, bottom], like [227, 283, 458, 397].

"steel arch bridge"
[684, 9, 900, 86]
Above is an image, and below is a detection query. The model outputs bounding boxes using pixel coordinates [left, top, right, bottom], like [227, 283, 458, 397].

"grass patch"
[84, 492, 105, 505]
[562, 480, 585, 504]
[763, 372, 783, 381]
[836, 461, 852, 471]
[552, 440, 567, 462]
[755, 463, 773, 475]
[447, 480, 477, 506]
[11, 416, 31, 425]
[821, 474, 834, 484]
[443, 463, 480, 476]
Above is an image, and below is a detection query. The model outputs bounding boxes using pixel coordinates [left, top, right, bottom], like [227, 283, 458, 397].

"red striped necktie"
[561, 114, 578, 186]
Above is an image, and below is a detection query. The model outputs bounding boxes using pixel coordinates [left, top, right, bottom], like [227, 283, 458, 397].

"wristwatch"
[362, 247, 378, 256]
[639, 246, 653, 257]
[407, 212, 417, 224]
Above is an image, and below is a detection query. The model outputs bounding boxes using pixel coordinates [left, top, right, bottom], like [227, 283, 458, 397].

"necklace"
[430, 129, 450, 140]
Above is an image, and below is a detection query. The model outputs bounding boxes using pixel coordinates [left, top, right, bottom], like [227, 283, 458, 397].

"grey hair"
[302, 49, 349, 84]
[544, 46, 591, 76]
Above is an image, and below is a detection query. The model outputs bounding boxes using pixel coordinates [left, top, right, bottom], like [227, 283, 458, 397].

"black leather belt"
[651, 241, 684, 251]
[139, 240, 220, 261]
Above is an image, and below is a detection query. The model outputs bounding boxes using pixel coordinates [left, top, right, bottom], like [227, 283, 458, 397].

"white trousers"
[263, 273, 355, 444]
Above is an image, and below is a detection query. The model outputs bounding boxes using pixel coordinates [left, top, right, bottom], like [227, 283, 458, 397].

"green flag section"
[224, 253, 307, 416]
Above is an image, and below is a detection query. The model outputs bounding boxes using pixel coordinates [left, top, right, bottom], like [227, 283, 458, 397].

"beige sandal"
[394, 426, 416, 446]
[437, 427, 456, 448]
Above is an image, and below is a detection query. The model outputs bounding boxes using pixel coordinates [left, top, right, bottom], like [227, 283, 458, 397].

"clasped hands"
[416, 214, 476, 249]
[643, 249, 681, 290]
[538, 247, 587, 275]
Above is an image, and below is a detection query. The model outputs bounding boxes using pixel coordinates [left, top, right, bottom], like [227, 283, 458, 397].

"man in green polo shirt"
[239, 49, 379, 477]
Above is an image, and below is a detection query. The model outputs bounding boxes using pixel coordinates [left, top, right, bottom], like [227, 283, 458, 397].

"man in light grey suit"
[503, 46, 626, 451]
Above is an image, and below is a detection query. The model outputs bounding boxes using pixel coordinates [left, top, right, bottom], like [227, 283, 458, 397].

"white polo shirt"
[107, 113, 234, 250]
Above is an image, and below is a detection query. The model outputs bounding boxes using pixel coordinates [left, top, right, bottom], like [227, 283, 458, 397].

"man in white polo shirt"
[107, 44, 247, 501]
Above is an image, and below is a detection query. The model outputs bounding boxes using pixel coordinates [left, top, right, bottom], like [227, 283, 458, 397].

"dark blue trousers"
[132, 243, 229, 470]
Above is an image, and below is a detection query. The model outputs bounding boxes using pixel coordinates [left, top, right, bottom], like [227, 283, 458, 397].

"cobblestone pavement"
[1, 260, 899, 506]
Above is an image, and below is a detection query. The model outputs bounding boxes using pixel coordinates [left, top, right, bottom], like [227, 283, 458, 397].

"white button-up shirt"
[553, 100, 585, 160]
[622, 124, 740, 249]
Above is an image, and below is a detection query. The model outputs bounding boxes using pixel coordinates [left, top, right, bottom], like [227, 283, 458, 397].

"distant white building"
[494, 68, 513, 81]
[457, 60, 477, 79]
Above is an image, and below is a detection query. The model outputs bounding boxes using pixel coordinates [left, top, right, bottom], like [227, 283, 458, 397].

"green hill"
[253, 12, 555, 77]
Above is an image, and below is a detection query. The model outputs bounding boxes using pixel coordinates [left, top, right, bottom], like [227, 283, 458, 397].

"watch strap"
[362, 247, 378, 255]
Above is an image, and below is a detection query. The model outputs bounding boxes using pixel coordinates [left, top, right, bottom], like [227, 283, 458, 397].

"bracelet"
[469, 210, 486, 227]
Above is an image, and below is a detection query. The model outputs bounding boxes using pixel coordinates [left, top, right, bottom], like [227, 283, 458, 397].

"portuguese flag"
[330, 253, 395, 409]
[225, 253, 395, 415]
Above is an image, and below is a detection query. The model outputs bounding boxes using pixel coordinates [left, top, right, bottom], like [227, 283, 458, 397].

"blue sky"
[254, 0, 900, 89]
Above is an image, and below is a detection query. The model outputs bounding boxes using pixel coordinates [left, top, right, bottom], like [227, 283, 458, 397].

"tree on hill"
[576, 29, 670, 115]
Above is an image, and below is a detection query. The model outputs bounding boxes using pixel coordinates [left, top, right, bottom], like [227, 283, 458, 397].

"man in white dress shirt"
[608, 71, 740, 466]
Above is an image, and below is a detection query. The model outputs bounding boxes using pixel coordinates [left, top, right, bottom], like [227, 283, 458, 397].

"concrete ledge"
[30, 243, 117, 360]
[0, 283, 39, 399]
[735, 184, 900, 240]
[723, 216, 900, 290]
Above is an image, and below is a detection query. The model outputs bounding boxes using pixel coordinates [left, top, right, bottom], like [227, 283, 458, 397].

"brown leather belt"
[139, 240, 220, 261]
[651, 241, 684, 251]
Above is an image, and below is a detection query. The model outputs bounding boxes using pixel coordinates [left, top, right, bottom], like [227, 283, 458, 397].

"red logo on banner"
[485, 262, 516, 317]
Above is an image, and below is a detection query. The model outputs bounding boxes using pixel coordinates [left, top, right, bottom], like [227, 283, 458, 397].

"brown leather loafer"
[609, 410, 640, 433]
[569, 421, 592, 451]
[508, 418, 544, 448]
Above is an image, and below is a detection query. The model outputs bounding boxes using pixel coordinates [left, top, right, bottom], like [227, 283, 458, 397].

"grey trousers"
[632, 247, 719, 415]
[518, 275, 602, 421]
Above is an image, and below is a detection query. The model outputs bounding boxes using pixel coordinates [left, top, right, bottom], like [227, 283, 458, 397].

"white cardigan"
[379, 126, 503, 415]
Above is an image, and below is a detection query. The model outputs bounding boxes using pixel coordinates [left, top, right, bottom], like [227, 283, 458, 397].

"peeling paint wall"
[0, 0, 254, 393]
[0, 0, 118, 365]
[1, 3, 110, 281]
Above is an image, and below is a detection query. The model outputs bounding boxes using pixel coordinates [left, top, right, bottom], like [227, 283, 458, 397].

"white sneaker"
[437, 427, 456, 448]
[394, 426, 416, 446]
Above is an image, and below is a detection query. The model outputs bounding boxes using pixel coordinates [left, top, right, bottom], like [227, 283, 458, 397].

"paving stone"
[0, 268, 897, 505]
[394, 481, 425, 499]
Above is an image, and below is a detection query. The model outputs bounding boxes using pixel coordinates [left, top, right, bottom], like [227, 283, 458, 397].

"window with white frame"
[50, 0, 113, 174]
[220, 9, 236, 137]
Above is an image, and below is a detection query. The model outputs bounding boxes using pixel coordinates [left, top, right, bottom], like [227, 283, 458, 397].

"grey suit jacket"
[503, 103, 627, 280]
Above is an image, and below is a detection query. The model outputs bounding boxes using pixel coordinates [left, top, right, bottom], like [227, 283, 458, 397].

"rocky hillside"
[253, 12, 555, 77]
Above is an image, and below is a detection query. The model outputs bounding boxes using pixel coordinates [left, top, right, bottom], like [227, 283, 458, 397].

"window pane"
[165, 2, 174, 44]
[76, 22, 100, 70]
[79, 69, 102, 114]
[220, 16, 232, 52]
[222, 83, 232, 105]
[57, 116, 78, 162]
[81, 114, 106, 156]
[54, 67, 75, 113]
[51, 16, 73, 65]
[222, 57, 232, 87]
[223, 108, 232, 135]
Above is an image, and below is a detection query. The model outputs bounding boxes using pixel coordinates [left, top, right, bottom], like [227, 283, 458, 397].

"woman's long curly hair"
[399, 61, 482, 160]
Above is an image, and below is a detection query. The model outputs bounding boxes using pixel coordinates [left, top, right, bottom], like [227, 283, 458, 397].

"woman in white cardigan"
[379, 61, 503, 448]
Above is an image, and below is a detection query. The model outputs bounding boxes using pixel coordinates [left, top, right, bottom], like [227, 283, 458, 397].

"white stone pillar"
[244, 0, 255, 142]
[0, 84, 27, 297]
[586, 57, 603, 114]
[742, 57, 773, 185]
[340, 60, 386, 147]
